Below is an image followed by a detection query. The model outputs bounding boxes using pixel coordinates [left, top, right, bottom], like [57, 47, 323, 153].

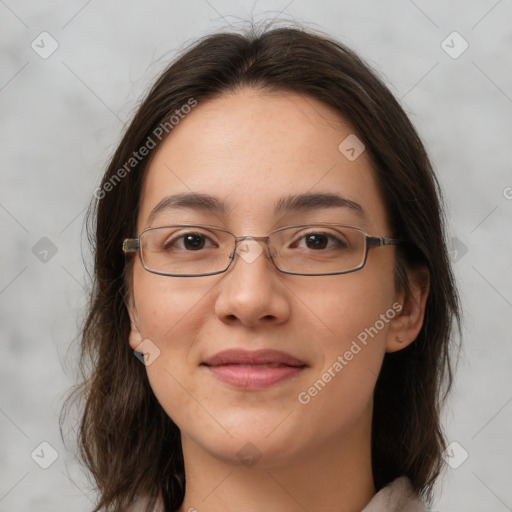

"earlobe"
[385, 267, 430, 353]
[129, 323, 143, 351]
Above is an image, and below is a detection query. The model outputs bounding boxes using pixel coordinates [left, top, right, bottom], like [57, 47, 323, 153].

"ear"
[385, 266, 430, 353]
[126, 297, 143, 351]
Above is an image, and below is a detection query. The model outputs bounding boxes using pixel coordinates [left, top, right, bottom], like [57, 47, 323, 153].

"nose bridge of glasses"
[233, 235, 274, 264]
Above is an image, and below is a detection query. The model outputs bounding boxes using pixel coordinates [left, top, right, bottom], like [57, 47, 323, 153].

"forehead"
[137, 88, 390, 234]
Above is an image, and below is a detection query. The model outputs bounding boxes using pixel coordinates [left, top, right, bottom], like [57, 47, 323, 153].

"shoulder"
[362, 476, 431, 512]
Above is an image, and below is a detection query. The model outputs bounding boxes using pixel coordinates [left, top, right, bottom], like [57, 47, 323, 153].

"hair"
[61, 21, 461, 512]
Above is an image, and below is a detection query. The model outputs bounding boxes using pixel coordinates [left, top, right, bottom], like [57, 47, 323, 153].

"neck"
[176, 403, 376, 512]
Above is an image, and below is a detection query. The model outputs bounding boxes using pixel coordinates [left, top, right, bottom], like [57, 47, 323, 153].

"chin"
[188, 422, 309, 470]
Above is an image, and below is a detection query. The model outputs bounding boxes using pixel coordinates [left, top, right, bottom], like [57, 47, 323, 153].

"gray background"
[1, 1, 511, 511]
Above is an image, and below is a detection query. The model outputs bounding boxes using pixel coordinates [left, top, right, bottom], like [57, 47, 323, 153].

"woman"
[62, 23, 460, 512]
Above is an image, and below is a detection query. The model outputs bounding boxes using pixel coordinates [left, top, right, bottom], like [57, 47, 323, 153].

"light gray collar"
[362, 476, 429, 512]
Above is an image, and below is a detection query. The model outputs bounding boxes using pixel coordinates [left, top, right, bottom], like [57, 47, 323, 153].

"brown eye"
[182, 233, 206, 250]
[293, 232, 347, 250]
[163, 232, 214, 251]
[305, 234, 328, 249]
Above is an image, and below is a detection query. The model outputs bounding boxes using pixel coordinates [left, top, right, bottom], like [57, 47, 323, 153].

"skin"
[128, 88, 429, 512]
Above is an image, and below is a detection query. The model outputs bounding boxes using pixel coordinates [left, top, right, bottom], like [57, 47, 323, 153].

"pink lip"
[201, 349, 308, 390]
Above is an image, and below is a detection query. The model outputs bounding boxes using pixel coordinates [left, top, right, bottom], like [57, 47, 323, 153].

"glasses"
[122, 223, 403, 277]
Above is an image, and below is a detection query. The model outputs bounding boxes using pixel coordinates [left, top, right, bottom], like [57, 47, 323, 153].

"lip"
[202, 348, 307, 367]
[201, 349, 308, 390]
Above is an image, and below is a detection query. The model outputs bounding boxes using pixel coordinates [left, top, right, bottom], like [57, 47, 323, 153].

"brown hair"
[61, 22, 461, 512]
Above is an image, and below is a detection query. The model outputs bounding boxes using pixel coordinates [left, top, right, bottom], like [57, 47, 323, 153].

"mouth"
[200, 349, 308, 389]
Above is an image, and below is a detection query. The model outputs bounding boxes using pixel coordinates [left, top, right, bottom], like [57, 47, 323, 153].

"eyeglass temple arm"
[367, 236, 404, 248]
[123, 238, 140, 253]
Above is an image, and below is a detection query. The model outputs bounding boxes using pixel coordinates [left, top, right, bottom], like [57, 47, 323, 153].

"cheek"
[131, 268, 217, 420]
[295, 265, 396, 395]
[302, 256, 396, 346]
[133, 265, 213, 346]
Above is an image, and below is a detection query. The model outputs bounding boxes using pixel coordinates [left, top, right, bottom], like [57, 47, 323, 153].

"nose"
[213, 238, 290, 327]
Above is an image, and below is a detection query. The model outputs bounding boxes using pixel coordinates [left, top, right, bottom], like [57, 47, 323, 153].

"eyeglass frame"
[122, 223, 405, 277]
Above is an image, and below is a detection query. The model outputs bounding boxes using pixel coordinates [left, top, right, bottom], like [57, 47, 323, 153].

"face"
[128, 88, 413, 468]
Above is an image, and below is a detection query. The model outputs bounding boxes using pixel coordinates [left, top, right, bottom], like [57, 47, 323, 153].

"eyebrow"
[146, 191, 366, 225]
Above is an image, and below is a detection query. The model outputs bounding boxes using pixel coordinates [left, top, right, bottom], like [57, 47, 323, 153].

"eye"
[293, 232, 347, 250]
[164, 232, 217, 251]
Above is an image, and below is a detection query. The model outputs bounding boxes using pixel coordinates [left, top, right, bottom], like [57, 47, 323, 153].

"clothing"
[361, 476, 429, 511]
[127, 476, 429, 511]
